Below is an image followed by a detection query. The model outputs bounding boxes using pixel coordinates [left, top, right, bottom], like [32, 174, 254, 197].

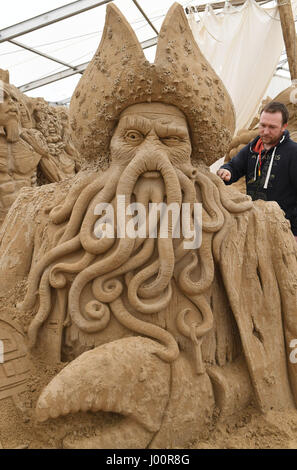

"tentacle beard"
[19, 154, 252, 367]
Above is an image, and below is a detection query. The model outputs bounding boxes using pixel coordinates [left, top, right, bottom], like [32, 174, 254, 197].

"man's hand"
[217, 168, 231, 182]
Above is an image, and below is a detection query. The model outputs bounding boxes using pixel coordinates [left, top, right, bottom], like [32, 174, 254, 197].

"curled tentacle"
[68, 299, 111, 334]
[206, 171, 253, 213]
[212, 204, 233, 263]
[130, 171, 180, 300]
[83, 300, 111, 331]
[80, 195, 116, 255]
[137, 237, 175, 299]
[80, 174, 120, 254]
[58, 168, 119, 243]
[50, 173, 98, 224]
[93, 277, 123, 303]
[92, 238, 155, 303]
[27, 267, 52, 349]
[176, 164, 200, 180]
[110, 297, 179, 363]
[18, 235, 81, 312]
[191, 169, 239, 263]
[69, 237, 135, 330]
[128, 279, 173, 314]
[177, 295, 214, 339]
[176, 295, 214, 374]
[178, 232, 214, 295]
[116, 149, 182, 215]
[49, 252, 96, 289]
[175, 168, 196, 205]
[133, 175, 165, 241]
[116, 150, 181, 299]
[194, 172, 224, 232]
[52, 225, 67, 247]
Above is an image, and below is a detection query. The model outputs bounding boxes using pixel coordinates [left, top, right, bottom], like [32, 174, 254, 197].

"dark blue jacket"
[220, 130, 297, 235]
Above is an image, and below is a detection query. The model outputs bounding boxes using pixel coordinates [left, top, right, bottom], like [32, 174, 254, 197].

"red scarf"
[254, 138, 264, 177]
[253, 136, 283, 177]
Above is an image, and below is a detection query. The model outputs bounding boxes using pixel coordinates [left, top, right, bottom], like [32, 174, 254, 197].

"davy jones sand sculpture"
[0, 71, 77, 226]
[0, 3, 296, 449]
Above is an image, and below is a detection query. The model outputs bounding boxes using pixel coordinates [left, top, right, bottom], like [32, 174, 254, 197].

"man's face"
[259, 111, 287, 148]
[110, 103, 192, 168]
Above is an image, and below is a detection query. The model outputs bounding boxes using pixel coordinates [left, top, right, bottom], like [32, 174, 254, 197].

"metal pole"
[0, 0, 112, 43]
[277, 0, 297, 80]
[9, 39, 83, 74]
[131, 0, 159, 35]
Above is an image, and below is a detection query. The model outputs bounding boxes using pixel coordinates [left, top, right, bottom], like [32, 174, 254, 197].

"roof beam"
[141, 36, 157, 50]
[18, 61, 89, 92]
[48, 97, 71, 106]
[131, 0, 159, 35]
[0, 0, 112, 42]
[9, 39, 83, 74]
[18, 36, 158, 93]
[185, 0, 267, 13]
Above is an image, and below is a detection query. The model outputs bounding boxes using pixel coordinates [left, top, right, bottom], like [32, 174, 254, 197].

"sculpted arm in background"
[0, 179, 67, 296]
[0, 191, 36, 295]
[21, 128, 64, 183]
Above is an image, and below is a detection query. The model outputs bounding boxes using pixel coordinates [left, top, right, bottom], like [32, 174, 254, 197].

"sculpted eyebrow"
[155, 122, 189, 139]
[120, 115, 151, 133]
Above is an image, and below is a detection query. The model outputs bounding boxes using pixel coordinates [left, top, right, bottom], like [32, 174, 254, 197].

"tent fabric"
[188, 0, 285, 131]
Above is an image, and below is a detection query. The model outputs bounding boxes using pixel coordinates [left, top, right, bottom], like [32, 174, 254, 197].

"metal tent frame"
[0, 0, 294, 104]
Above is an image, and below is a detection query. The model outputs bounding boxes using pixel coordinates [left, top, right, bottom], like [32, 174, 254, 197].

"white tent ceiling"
[0, 0, 294, 105]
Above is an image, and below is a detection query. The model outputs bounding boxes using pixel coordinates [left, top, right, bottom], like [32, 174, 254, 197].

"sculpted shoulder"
[5, 171, 95, 219]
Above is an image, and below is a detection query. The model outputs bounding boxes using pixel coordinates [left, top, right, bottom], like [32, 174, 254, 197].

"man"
[217, 101, 297, 240]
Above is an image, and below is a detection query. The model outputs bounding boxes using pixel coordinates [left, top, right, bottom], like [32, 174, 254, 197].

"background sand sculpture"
[0, 69, 78, 226]
[0, 2, 296, 449]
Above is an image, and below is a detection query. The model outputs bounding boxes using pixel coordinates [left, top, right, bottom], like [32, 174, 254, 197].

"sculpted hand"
[217, 169, 231, 182]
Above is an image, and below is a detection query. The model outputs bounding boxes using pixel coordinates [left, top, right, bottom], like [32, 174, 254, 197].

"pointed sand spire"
[70, 2, 235, 166]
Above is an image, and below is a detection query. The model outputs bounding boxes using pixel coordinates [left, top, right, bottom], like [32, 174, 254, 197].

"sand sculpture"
[0, 2, 296, 449]
[0, 71, 77, 226]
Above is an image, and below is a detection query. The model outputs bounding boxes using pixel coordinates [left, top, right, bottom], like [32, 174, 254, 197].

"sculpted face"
[110, 103, 193, 175]
[0, 86, 20, 142]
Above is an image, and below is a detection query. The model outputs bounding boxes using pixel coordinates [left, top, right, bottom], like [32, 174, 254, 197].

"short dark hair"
[260, 101, 289, 125]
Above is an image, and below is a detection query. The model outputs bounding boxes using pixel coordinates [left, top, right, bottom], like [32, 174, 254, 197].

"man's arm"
[288, 153, 297, 241]
[217, 144, 250, 185]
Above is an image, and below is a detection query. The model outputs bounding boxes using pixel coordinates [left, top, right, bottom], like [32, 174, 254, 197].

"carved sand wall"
[0, 70, 78, 226]
[0, 3, 296, 450]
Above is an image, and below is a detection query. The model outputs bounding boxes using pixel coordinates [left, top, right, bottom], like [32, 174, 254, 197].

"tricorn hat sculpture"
[69, 2, 235, 166]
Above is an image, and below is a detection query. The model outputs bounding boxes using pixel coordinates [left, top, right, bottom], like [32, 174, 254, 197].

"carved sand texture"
[0, 72, 78, 227]
[0, 2, 296, 449]
[69, 3, 235, 167]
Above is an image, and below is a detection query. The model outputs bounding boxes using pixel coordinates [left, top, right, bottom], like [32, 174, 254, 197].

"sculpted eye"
[124, 130, 144, 144]
[161, 136, 182, 146]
